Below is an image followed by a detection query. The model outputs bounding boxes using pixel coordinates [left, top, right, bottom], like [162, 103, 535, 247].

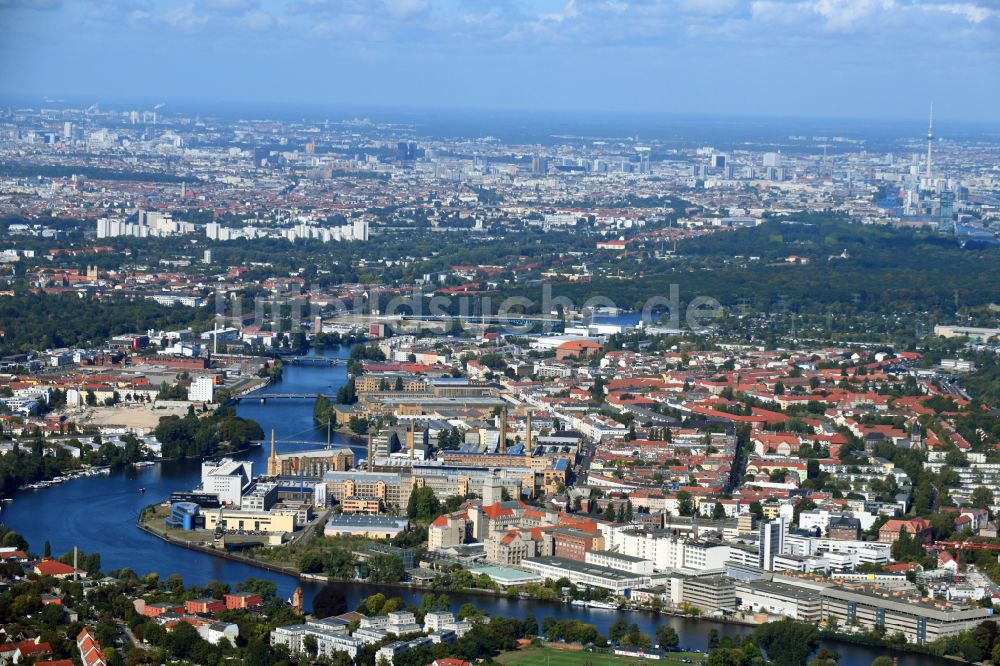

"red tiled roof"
[34, 560, 78, 576]
[17, 641, 53, 658]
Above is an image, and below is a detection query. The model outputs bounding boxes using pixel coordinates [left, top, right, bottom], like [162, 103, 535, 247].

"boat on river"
[587, 600, 620, 610]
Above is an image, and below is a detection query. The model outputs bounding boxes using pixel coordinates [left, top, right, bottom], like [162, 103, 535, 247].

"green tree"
[752, 620, 819, 666]
[314, 394, 332, 425]
[808, 648, 839, 666]
[972, 487, 994, 511]
[336, 378, 358, 405]
[1, 531, 27, 549]
[457, 603, 480, 620]
[298, 551, 325, 574]
[891, 526, 924, 562]
[656, 625, 679, 649]
[303, 634, 318, 658]
[325, 548, 358, 579]
[677, 490, 695, 516]
[609, 618, 629, 643]
[165, 621, 202, 660]
[591, 376, 606, 401]
[407, 486, 441, 521]
[366, 554, 405, 584]
[237, 578, 278, 601]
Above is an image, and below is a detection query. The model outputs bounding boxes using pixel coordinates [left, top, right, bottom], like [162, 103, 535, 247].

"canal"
[1, 345, 947, 663]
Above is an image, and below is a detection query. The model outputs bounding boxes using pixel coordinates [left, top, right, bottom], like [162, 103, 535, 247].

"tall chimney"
[525, 410, 532, 451]
[73, 546, 78, 582]
[367, 432, 373, 471]
[268, 429, 277, 476]
[408, 421, 415, 463]
[499, 408, 507, 454]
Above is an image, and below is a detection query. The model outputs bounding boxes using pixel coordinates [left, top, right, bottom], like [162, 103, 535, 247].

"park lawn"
[495, 646, 705, 666]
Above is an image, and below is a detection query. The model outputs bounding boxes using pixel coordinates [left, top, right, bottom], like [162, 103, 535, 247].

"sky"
[0, 0, 998, 122]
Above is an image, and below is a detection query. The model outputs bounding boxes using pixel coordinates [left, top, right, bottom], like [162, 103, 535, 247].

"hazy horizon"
[1, 0, 998, 124]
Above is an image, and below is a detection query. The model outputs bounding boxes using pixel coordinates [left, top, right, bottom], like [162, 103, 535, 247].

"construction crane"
[923, 540, 1000, 585]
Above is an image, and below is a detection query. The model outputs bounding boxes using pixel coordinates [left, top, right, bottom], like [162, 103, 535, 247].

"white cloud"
[812, 0, 895, 31]
[676, 0, 740, 15]
[238, 8, 282, 29]
[925, 2, 996, 23]
[384, 0, 428, 19]
[750, 0, 996, 33]
[538, 0, 578, 23]
[201, 0, 260, 12]
[161, 1, 211, 30]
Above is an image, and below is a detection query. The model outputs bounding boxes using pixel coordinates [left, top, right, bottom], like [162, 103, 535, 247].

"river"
[0, 345, 946, 663]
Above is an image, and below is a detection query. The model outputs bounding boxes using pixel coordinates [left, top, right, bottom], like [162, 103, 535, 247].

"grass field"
[495, 646, 706, 666]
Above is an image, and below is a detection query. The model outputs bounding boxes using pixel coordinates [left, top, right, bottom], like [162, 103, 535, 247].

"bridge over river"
[233, 393, 334, 403]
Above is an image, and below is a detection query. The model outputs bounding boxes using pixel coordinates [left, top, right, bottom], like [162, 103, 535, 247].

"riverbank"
[332, 425, 367, 441]
[136, 515, 302, 578]
[138, 516, 950, 664]
[1, 463, 112, 499]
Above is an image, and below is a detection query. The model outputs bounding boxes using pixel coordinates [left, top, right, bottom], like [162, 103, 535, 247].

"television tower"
[925, 103, 934, 180]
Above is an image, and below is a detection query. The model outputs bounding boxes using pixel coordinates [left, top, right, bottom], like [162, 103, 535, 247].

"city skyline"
[1, 0, 999, 123]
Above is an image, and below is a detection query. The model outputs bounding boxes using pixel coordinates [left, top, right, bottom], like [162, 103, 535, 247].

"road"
[289, 506, 333, 547]
[119, 621, 147, 650]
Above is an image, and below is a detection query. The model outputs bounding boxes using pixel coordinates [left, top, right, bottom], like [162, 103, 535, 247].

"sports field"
[495, 646, 706, 666]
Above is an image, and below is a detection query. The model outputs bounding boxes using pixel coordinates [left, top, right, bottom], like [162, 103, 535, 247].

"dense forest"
[962, 354, 1000, 408]
[0, 292, 211, 355]
[501, 215, 1000, 316]
[4, 213, 999, 350]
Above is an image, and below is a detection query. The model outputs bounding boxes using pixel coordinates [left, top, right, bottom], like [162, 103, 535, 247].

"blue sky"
[1, 0, 998, 121]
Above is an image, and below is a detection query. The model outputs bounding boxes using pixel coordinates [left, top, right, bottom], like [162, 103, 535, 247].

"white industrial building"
[188, 376, 215, 403]
[200, 459, 253, 505]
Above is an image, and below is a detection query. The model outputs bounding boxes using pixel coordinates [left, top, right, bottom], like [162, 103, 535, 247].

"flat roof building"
[324, 514, 409, 539]
[520, 556, 650, 594]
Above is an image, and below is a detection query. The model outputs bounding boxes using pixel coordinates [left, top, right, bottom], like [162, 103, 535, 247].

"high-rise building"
[352, 219, 369, 241]
[397, 141, 419, 161]
[636, 147, 651, 174]
[759, 518, 784, 571]
[188, 376, 215, 403]
[938, 191, 955, 233]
